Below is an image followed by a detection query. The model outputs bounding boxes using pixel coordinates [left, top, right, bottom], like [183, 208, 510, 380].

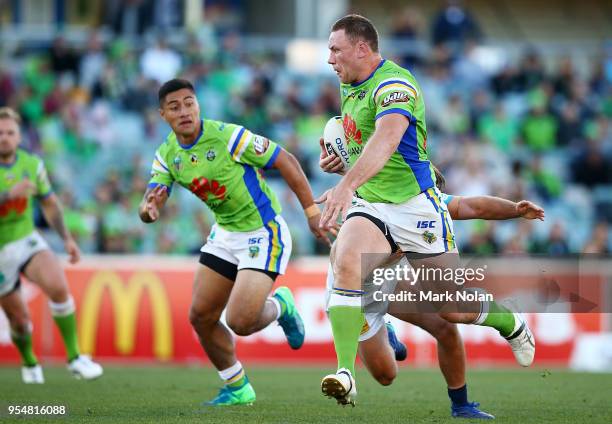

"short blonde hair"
[0, 107, 22, 124]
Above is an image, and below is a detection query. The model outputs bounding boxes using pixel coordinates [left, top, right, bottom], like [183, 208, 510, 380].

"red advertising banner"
[0, 256, 608, 367]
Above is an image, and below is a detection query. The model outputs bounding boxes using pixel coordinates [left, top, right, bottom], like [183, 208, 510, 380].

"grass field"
[1, 366, 611, 423]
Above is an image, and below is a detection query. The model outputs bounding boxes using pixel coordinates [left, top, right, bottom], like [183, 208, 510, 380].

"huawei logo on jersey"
[0, 197, 27, 217]
[343, 114, 363, 145]
[189, 177, 226, 201]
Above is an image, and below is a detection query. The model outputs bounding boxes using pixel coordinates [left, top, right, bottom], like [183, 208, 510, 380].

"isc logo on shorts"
[248, 237, 263, 245]
[416, 220, 436, 229]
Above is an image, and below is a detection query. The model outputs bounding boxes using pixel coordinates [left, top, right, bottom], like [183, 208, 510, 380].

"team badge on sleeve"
[253, 135, 270, 156]
[381, 91, 410, 107]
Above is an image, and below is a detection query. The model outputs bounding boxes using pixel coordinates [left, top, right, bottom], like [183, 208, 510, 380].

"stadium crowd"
[0, 8, 610, 257]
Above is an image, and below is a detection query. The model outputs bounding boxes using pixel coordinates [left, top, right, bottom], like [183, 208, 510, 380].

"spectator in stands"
[461, 221, 499, 255]
[106, 0, 155, 36]
[439, 93, 470, 137]
[49, 36, 80, 79]
[556, 101, 583, 146]
[0, 66, 15, 106]
[490, 64, 520, 97]
[582, 222, 610, 255]
[140, 38, 182, 85]
[431, 0, 482, 52]
[529, 157, 562, 202]
[571, 137, 611, 188]
[478, 102, 518, 153]
[589, 60, 608, 95]
[521, 88, 558, 151]
[515, 49, 546, 92]
[79, 33, 107, 91]
[530, 221, 570, 256]
[391, 7, 424, 68]
[552, 56, 576, 99]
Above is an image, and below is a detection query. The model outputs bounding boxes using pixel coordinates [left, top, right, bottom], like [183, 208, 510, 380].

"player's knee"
[226, 314, 256, 336]
[44, 283, 70, 304]
[189, 307, 216, 332]
[333, 257, 361, 288]
[439, 311, 471, 324]
[432, 320, 459, 344]
[374, 368, 396, 386]
[7, 313, 31, 335]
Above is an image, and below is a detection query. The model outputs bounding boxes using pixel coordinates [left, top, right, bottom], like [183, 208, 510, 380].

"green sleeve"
[372, 75, 419, 121]
[147, 146, 175, 194]
[34, 156, 52, 198]
[226, 124, 281, 169]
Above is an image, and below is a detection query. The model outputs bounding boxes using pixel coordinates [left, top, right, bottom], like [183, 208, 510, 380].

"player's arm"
[318, 114, 408, 228]
[342, 114, 407, 191]
[272, 149, 332, 244]
[138, 184, 169, 223]
[448, 196, 545, 221]
[140, 147, 173, 223]
[319, 138, 346, 175]
[0, 180, 36, 202]
[39, 193, 81, 263]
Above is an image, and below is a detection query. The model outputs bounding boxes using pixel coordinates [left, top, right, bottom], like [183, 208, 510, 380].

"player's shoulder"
[202, 119, 241, 141]
[155, 131, 179, 157]
[373, 60, 420, 92]
[205, 119, 253, 154]
[15, 148, 44, 168]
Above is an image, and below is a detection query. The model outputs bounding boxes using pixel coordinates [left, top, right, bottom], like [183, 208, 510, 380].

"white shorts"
[0, 232, 49, 297]
[348, 187, 455, 254]
[325, 262, 398, 342]
[201, 216, 292, 276]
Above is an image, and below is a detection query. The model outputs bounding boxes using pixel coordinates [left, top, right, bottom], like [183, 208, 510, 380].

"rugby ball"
[323, 116, 350, 171]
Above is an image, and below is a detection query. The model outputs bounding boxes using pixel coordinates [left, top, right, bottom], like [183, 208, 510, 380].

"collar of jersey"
[177, 119, 204, 150]
[0, 152, 18, 168]
[350, 59, 386, 87]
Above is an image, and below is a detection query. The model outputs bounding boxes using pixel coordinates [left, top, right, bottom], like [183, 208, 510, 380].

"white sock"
[48, 296, 75, 317]
[328, 290, 363, 308]
[218, 361, 244, 382]
[269, 297, 282, 320]
[472, 300, 489, 325]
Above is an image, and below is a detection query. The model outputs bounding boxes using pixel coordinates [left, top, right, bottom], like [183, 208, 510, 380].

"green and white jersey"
[340, 59, 435, 203]
[0, 149, 52, 247]
[148, 119, 282, 232]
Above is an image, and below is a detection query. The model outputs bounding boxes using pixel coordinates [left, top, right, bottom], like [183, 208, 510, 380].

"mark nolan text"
[373, 290, 493, 302]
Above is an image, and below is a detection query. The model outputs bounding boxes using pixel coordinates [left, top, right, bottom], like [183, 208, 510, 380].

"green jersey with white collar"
[148, 119, 282, 232]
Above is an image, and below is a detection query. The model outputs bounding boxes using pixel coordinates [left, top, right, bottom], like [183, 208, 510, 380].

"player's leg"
[224, 269, 277, 336]
[391, 187, 534, 367]
[409, 252, 534, 367]
[22, 246, 102, 379]
[357, 318, 397, 386]
[323, 214, 394, 405]
[189, 257, 257, 406]
[394, 312, 494, 419]
[189, 259, 236, 370]
[227, 215, 303, 348]
[0, 286, 44, 383]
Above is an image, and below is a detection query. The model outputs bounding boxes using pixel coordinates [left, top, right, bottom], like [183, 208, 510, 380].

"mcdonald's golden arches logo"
[79, 271, 173, 361]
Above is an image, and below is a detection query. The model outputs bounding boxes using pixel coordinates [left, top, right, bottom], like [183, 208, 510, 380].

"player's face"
[0, 118, 20, 158]
[328, 30, 361, 84]
[160, 89, 201, 136]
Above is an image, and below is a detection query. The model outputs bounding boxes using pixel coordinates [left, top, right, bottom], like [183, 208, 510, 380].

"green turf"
[0, 366, 610, 423]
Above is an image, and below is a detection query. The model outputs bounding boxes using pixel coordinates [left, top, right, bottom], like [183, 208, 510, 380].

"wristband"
[304, 204, 320, 218]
